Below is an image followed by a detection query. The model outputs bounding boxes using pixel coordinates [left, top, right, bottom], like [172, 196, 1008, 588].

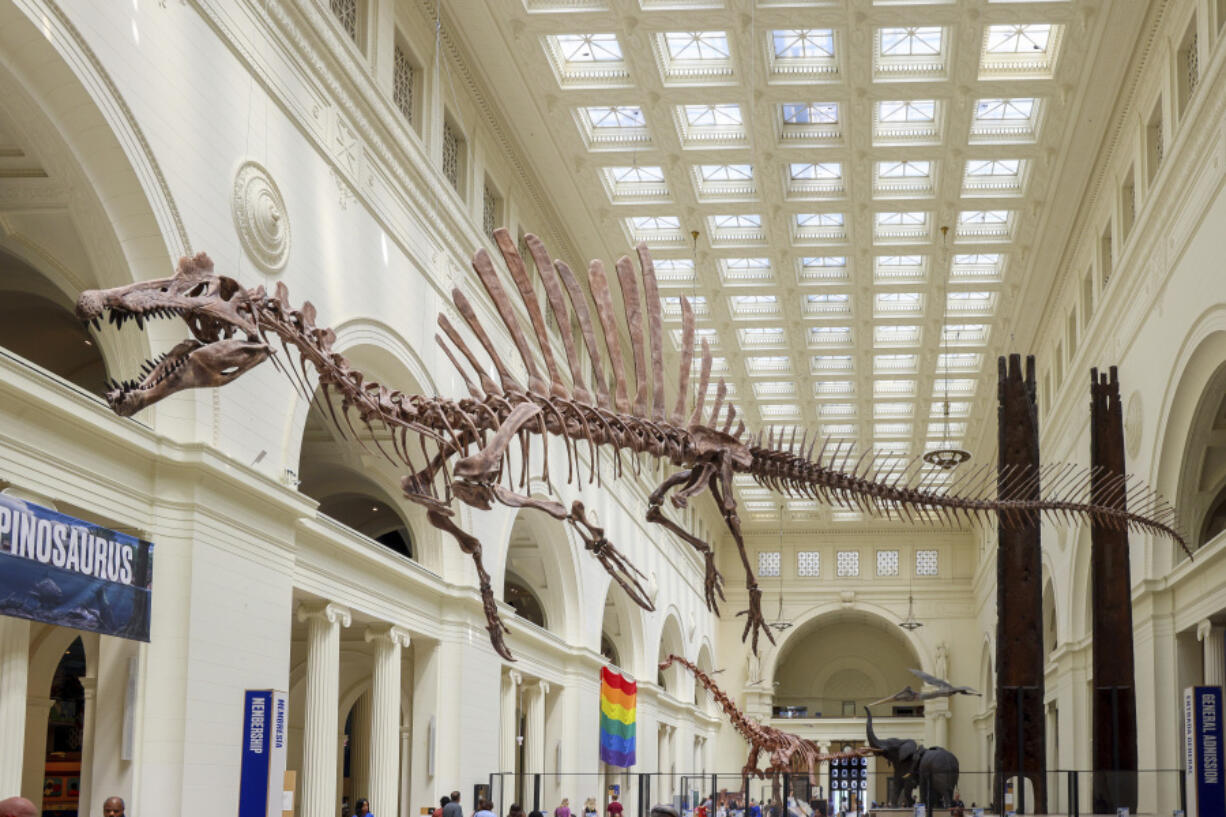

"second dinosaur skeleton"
[659, 654, 878, 781]
[75, 229, 1188, 660]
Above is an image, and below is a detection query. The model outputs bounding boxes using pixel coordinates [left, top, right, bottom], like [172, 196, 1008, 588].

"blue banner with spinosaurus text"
[0, 494, 152, 641]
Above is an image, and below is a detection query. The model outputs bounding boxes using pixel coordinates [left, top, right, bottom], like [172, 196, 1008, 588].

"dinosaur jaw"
[105, 337, 270, 417]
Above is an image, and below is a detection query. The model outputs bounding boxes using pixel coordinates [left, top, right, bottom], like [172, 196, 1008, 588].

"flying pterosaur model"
[868, 668, 982, 707]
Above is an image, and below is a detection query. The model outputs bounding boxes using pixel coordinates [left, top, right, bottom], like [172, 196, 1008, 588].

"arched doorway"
[43, 636, 86, 815]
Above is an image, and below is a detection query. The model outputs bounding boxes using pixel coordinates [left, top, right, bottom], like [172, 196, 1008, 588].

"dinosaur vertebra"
[659, 654, 877, 781]
[76, 229, 1188, 660]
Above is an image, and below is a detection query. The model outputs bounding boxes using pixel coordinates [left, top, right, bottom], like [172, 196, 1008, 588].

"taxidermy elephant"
[864, 707, 960, 807]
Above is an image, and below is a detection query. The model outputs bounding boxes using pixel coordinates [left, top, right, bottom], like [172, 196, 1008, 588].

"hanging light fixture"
[770, 504, 792, 633]
[924, 225, 972, 470]
[899, 590, 923, 631]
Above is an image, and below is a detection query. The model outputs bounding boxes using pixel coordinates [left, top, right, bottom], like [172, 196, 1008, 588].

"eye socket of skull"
[218, 276, 241, 301]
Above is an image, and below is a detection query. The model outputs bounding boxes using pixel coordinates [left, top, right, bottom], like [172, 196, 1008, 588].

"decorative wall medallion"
[232, 161, 290, 274]
[1125, 390, 1143, 459]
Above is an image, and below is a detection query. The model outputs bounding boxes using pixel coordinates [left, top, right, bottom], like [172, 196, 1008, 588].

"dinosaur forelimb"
[647, 466, 725, 612]
[568, 500, 655, 612]
[424, 507, 513, 661]
[709, 465, 775, 654]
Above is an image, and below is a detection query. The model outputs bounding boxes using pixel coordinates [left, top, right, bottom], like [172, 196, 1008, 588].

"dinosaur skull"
[75, 252, 271, 416]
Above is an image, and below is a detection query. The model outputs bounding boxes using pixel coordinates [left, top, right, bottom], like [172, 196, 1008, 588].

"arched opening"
[0, 249, 106, 394]
[44, 636, 86, 814]
[772, 610, 923, 718]
[598, 579, 643, 676]
[299, 460, 416, 561]
[656, 614, 686, 696]
[694, 643, 715, 712]
[501, 509, 578, 639]
[1042, 577, 1058, 661]
[504, 571, 547, 629]
[600, 631, 621, 668]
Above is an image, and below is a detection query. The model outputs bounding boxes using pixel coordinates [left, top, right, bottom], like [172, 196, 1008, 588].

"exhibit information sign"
[0, 494, 153, 641]
[240, 690, 289, 817]
[1183, 685, 1224, 817]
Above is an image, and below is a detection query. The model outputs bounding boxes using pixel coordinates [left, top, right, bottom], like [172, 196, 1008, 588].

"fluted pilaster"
[0, 616, 30, 794]
[1199, 620, 1225, 687]
[350, 693, 372, 805]
[298, 601, 351, 817]
[366, 624, 411, 816]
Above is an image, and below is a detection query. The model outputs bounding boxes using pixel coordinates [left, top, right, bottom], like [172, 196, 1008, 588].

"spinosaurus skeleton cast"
[75, 229, 1189, 660]
[658, 654, 878, 780]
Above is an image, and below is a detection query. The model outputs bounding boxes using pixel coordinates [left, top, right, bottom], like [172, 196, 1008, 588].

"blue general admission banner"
[0, 494, 152, 641]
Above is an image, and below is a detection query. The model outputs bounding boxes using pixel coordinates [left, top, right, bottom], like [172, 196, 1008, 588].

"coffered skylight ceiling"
[457, 1, 1136, 525]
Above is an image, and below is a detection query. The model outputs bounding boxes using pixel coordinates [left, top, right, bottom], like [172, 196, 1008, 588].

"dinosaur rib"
[451, 288, 523, 394]
[555, 259, 610, 409]
[471, 248, 547, 396]
[670, 296, 695, 426]
[494, 230, 566, 399]
[636, 244, 667, 423]
[589, 259, 631, 413]
[614, 255, 650, 419]
[526, 234, 591, 404]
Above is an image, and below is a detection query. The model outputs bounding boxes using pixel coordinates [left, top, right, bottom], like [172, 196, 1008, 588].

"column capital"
[297, 600, 351, 627]
[508, 669, 524, 686]
[365, 623, 411, 648]
[26, 696, 53, 712]
[535, 679, 551, 695]
[1197, 619, 1221, 641]
[79, 675, 98, 698]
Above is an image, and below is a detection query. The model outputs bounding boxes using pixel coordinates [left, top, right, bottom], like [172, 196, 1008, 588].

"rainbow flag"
[599, 666, 636, 767]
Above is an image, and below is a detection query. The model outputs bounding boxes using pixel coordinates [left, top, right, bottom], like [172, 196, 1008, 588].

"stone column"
[1198, 620, 1225, 686]
[0, 616, 30, 794]
[298, 601, 351, 817]
[501, 669, 523, 808]
[351, 693, 372, 805]
[21, 696, 52, 803]
[524, 680, 549, 778]
[78, 675, 98, 815]
[367, 624, 411, 817]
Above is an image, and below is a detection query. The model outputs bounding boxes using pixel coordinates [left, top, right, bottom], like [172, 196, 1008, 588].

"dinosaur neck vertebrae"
[80, 232, 1189, 661]
[659, 654, 878, 781]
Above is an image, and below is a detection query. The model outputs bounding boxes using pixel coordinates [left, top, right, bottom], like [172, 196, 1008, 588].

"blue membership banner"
[239, 690, 289, 817]
[1184, 685, 1225, 817]
[0, 494, 152, 641]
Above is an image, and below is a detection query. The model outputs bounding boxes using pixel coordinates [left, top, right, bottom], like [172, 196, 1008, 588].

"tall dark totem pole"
[1090, 367, 1138, 812]
[994, 354, 1046, 814]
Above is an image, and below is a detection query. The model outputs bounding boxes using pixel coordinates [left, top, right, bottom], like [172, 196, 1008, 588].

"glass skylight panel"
[782, 103, 839, 124]
[874, 353, 917, 372]
[874, 422, 912, 437]
[684, 104, 742, 127]
[941, 323, 990, 345]
[700, 164, 753, 181]
[662, 294, 708, 318]
[927, 421, 968, 437]
[880, 101, 936, 122]
[553, 33, 622, 62]
[773, 29, 835, 59]
[947, 291, 997, 315]
[976, 98, 1035, 120]
[932, 378, 977, 397]
[652, 258, 696, 285]
[721, 257, 772, 283]
[956, 210, 1013, 241]
[875, 379, 916, 397]
[818, 402, 856, 418]
[980, 24, 1061, 79]
[739, 326, 786, 347]
[959, 210, 1008, 224]
[585, 106, 645, 128]
[930, 400, 971, 418]
[760, 404, 802, 420]
[937, 352, 982, 371]
[874, 324, 921, 346]
[878, 160, 931, 178]
[877, 212, 925, 226]
[798, 256, 849, 283]
[875, 292, 923, 316]
[952, 253, 1005, 280]
[875, 255, 926, 282]
[805, 292, 851, 317]
[814, 381, 854, 398]
[713, 214, 761, 229]
[798, 213, 844, 226]
[611, 165, 665, 183]
[602, 165, 668, 203]
[747, 355, 792, 375]
[880, 27, 942, 56]
[731, 294, 781, 318]
[630, 215, 680, 230]
[985, 24, 1050, 53]
[811, 354, 853, 373]
[964, 159, 1026, 196]
[809, 326, 853, 346]
[790, 162, 842, 180]
[754, 381, 797, 399]
[875, 402, 914, 418]
[665, 31, 730, 61]
[967, 159, 1020, 176]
